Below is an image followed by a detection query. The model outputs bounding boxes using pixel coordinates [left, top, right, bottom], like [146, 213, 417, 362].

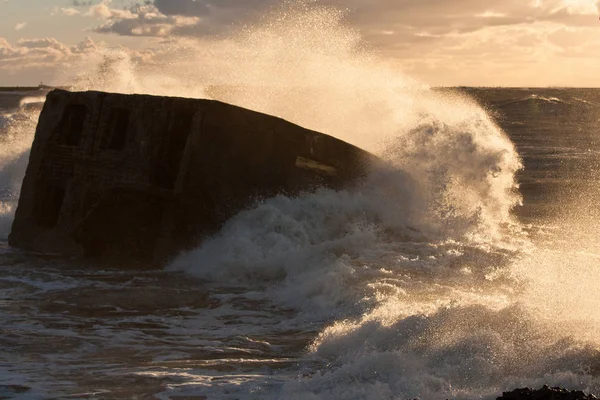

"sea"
[2, 83, 600, 400]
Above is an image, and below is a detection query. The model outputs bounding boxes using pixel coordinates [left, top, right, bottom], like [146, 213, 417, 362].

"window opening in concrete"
[36, 185, 66, 228]
[154, 108, 195, 189]
[58, 104, 87, 146]
[101, 107, 130, 151]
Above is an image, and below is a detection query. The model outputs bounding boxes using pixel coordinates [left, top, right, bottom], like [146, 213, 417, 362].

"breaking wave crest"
[169, 117, 523, 317]
[0, 106, 38, 239]
[158, 4, 524, 313]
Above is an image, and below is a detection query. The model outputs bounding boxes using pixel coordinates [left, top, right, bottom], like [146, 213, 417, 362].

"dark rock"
[0, 384, 30, 394]
[498, 385, 597, 400]
[9, 89, 375, 267]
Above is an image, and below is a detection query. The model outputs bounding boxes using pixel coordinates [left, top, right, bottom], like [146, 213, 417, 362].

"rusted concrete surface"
[9, 90, 374, 266]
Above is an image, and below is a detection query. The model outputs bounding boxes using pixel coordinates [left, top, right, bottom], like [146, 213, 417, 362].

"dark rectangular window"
[57, 104, 87, 146]
[100, 107, 130, 151]
[153, 108, 194, 189]
[36, 185, 66, 228]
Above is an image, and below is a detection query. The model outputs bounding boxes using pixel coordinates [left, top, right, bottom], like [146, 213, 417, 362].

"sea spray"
[512, 182, 600, 346]
[159, 3, 525, 312]
[155, 4, 599, 399]
[64, 3, 522, 237]
[0, 106, 39, 238]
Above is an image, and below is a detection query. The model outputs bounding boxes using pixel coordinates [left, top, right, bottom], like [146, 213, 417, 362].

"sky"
[0, 0, 599, 87]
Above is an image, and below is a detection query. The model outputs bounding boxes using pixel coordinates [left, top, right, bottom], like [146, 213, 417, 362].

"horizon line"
[2, 85, 600, 91]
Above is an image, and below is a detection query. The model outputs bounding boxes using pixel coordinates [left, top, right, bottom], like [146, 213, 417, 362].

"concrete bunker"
[10, 90, 374, 267]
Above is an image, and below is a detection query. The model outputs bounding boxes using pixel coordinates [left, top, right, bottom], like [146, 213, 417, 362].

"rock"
[9, 89, 375, 267]
[498, 385, 598, 400]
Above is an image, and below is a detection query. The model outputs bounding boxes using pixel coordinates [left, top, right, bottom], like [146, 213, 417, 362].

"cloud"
[0, 37, 100, 72]
[85, 0, 135, 19]
[152, 0, 213, 17]
[78, 0, 599, 44]
[72, 36, 97, 53]
[534, 0, 599, 14]
[61, 8, 81, 16]
[390, 18, 600, 86]
[18, 37, 70, 52]
[50, 7, 81, 17]
[83, 1, 199, 37]
[14, 22, 26, 31]
[0, 35, 158, 87]
[476, 10, 508, 18]
[0, 38, 13, 56]
[2, 1, 599, 87]
[55, 0, 596, 87]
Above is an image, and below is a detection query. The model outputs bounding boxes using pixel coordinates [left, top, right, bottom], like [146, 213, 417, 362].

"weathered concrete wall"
[10, 90, 375, 267]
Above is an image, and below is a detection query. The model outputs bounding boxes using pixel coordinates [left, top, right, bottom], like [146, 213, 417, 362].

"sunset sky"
[1, 0, 599, 87]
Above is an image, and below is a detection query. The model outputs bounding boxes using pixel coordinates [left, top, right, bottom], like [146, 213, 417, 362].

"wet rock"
[0, 385, 30, 396]
[498, 385, 598, 400]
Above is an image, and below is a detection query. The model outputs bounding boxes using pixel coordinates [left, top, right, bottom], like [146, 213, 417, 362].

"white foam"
[18, 96, 46, 109]
[0, 109, 39, 239]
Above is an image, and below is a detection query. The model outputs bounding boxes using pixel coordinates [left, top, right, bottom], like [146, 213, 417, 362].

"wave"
[0, 109, 38, 239]
[529, 94, 564, 103]
[497, 93, 597, 109]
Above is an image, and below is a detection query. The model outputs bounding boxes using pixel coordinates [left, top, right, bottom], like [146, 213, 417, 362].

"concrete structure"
[9, 90, 374, 266]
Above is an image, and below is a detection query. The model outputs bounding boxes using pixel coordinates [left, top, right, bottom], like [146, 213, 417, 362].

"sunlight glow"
[532, 0, 598, 14]
[561, 0, 599, 14]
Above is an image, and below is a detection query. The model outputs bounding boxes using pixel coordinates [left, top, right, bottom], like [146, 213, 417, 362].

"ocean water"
[2, 7, 600, 400]
[2, 88, 600, 400]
